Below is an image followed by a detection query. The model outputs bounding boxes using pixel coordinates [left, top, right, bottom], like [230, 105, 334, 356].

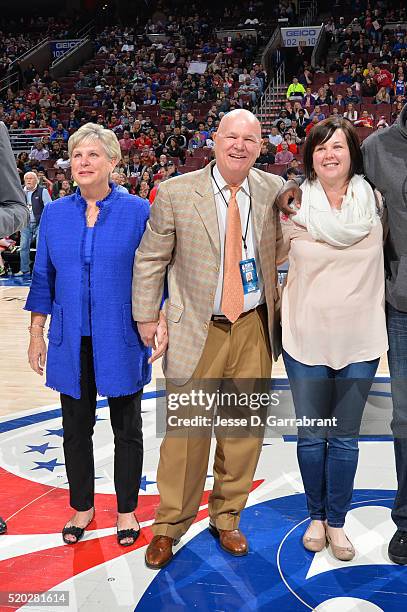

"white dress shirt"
[211, 164, 264, 315]
[268, 133, 283, 147]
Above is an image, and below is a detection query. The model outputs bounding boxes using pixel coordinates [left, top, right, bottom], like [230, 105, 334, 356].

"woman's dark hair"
[303, 117, 363, 181]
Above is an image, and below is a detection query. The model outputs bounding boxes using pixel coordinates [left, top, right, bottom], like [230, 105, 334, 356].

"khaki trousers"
[152, 307, 272, 538]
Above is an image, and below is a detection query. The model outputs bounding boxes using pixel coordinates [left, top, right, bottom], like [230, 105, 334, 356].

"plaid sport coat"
[132, 161, 287, 385]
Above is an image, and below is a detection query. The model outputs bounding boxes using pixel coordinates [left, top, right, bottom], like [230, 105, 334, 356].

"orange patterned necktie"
[221, 185, 244, 323]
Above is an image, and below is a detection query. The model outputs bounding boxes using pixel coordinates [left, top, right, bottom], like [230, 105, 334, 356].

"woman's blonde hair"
[68, 123, 121, 162]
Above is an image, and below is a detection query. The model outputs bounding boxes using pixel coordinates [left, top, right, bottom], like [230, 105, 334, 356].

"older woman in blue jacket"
[25, 123, 167, 546]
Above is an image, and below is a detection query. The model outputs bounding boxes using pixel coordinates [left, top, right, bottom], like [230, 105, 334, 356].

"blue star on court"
[24, 443, 58, 455]
[31, 458, 65, 472]
[140, 476, 156, 491]
[44, 427, 64, 437]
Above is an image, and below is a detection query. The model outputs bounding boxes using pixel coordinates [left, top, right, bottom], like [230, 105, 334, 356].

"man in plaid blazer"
[133, 109, 287, 568]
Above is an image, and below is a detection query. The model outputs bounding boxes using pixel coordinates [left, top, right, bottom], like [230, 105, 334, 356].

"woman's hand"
[137, 321, 158, 347]
[28, 336, 47, 375]
[276, 180, 303, 216]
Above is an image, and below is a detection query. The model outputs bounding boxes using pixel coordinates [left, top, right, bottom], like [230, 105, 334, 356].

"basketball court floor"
[1, 278, 406, 612]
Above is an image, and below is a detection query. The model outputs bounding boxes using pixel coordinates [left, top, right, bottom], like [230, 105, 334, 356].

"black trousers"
[60, 337, 143, 513]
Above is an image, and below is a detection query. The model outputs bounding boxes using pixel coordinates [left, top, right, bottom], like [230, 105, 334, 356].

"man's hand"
[137, 316, 169, 364]
[149, 312, 168, 364]
[137, 320, 159, 348]
[28, 336, 47, 375]
[276, 180, 303, 216]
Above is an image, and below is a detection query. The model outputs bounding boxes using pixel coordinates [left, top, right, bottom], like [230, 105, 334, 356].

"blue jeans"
[19, 221, 38, 273]
[283, 350, 379, 527]
[387, 303, 407, 530]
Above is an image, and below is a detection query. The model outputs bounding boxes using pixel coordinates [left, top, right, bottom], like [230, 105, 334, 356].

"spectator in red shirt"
[354, 110, 374, 128]
[374, 66, 393, 91]
[135, 133, 152, 149]
[305, 116, 320, 136]
[148, 168, 167, 205]
[140, 147, 155, 167]
[119, 130, 135, 154]
[25, 120, 45, 136]
[26, 85, 40, 103]
[276, 133, 298, 155]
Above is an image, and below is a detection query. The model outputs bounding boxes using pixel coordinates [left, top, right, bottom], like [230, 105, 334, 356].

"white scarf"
[292, 175, 377, 247]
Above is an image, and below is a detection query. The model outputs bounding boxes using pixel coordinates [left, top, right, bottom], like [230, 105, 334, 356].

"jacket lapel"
[193, 162, 220, 260]
[247, 168, 268, 246]
[192, 164, 271, 262]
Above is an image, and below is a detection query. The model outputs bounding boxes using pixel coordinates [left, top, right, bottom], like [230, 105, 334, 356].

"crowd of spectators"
[4, 1, 407, 274]
[255, 1, 407, 176]
[0, 2, 299, 275]
[0, 2, 282, 202]
[0, 35, 44, 80]
[142, 1, 298, 34]
[0, 16, 85, 81]
[0, 0, 302, 202]
[3, 1, 407, 200]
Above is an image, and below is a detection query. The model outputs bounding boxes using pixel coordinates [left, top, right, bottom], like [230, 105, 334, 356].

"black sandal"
[117, 526, 140, 547]
[62, 510, 94, 545]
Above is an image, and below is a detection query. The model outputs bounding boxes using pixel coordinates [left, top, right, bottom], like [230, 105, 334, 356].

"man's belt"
[211, 303, 266, 324]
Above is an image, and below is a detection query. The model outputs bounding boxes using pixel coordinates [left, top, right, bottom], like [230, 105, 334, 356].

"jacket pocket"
[122, 303, 139, 347]
[166, 302, 184, 323]
[48, 301, 63, 346]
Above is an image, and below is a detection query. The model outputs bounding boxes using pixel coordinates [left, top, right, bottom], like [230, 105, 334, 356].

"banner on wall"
[280, 25, 322, 47]
[50, 40, 81, 60]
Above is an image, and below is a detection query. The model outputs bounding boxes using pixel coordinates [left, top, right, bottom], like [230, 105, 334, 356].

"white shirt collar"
[212, 163, 250, 197]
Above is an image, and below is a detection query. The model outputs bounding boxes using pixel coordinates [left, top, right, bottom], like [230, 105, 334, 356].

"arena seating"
[1, 0, 406, 204]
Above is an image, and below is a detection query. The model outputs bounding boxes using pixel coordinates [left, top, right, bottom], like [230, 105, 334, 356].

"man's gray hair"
[24, 171, 38, 183]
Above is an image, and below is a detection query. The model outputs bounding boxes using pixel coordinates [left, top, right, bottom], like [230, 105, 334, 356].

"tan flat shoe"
[302, 523, 327, 552]
[327, 533, 355, 561]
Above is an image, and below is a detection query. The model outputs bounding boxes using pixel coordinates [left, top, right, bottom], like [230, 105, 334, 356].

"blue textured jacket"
[25, 184, 151, 399]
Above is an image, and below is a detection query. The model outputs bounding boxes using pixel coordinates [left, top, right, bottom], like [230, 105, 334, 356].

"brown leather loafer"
[145, 535, 179, 569]
[209, 523, 248, 556]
